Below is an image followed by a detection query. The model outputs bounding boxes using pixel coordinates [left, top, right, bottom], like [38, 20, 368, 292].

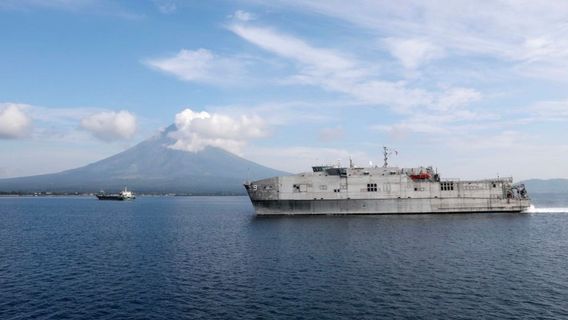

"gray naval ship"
[244, 147, 530, 215]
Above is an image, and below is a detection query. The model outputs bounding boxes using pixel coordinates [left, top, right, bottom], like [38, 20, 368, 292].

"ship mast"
[383, 146, 397, 168]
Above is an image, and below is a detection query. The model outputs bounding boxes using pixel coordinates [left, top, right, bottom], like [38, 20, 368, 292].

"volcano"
[0, 126, 287, 194]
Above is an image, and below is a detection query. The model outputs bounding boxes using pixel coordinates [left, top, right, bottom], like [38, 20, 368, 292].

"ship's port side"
[244, 166, 530, 215]
[249, 198, 530, 215]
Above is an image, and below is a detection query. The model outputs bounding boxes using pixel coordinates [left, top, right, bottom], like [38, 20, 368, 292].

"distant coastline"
[1, 178, 568, 197]
[0, 191, 246, 197]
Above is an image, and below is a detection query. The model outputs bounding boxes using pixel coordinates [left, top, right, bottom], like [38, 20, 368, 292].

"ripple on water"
[1, 196, 568, 319]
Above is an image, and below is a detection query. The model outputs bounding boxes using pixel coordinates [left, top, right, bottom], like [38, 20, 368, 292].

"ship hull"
[245, 165, 531, 216]
[251, 198, 531, 215]
[96, 195, 135, 201]
[96, 195, 126, 200]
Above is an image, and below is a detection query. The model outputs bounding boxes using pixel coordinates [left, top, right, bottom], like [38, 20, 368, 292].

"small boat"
[96, 187, 136, 201]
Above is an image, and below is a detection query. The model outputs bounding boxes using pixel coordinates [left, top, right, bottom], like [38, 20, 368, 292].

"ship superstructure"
[244, 148, 530, 215]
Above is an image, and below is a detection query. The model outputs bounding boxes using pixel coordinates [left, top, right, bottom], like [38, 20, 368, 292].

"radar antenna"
[383, 146, 398, 168]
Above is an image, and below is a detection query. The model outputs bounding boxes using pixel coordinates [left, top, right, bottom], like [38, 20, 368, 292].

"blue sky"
[1, 0, 568, 180]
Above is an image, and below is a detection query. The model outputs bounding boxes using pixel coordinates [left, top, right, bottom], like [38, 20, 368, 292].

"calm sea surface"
[1, 195, 568, 319]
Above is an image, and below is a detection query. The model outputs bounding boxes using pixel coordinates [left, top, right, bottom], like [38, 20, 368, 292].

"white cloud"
[144, 49, 245, 85]
[262, 0, 568, 80]
[232, 10, 255, 21]
[384, 38, 445, 70]
[169, 108, 267, 154]
[229, 24, 361, 77]
[229, 23, 479, 113]
[0, 103, 32, 139]
[80, 110, 137, 142]
[0, 103, 145, 178]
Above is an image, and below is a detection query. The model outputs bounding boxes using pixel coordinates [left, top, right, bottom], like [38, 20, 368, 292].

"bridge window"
[367, 183, 377, 192]
[441, 182, 455, 191]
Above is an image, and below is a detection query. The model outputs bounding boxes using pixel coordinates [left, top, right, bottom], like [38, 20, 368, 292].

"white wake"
[525, 205, 568, 213]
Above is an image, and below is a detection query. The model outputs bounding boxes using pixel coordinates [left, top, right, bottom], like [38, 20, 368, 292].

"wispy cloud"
[228, 23, 481, 114]
[144, 49, 248, 85]
[229, 10, 256, 22]
[526, 99, 568, 121]
[153, 0, 177, 14]
[229, 24, 361, 76]
[383, 37, 445, 70]
[260, 0, 568, 80]
[372, 109, 498, 139]
[205, 100, 336, 126]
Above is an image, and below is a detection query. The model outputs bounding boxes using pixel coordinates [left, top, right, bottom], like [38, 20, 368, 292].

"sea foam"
[526, 204, 568, 213]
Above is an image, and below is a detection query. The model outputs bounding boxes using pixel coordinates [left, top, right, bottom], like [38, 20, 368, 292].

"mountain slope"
[0, 126, 288, 194]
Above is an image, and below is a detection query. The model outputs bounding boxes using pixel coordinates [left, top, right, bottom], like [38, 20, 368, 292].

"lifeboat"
[409, 172, 431, 180]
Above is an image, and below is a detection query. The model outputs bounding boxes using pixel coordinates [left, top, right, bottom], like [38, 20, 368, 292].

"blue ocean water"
[1, 195, 568, 319]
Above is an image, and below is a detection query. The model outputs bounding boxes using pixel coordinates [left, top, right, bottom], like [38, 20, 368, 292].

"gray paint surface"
[245, 166, 531, 215]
